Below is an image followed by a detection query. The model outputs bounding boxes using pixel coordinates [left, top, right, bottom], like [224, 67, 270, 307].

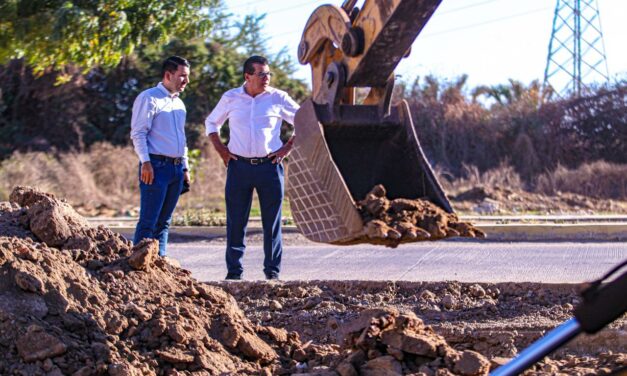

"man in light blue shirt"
[130, 56, 191, 259]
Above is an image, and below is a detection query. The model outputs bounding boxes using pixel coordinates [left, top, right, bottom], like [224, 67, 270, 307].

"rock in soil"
[356, 185, 485, 247]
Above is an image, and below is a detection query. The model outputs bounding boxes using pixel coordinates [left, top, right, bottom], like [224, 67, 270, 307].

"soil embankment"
[0, 186, 624, 375]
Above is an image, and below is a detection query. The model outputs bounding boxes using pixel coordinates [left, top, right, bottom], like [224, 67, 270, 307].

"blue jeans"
[133, 157, 184, 256]
[225, 159, 284, 278]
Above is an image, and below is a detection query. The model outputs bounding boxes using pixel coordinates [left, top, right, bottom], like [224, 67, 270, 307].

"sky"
[221, 0, 626, 91]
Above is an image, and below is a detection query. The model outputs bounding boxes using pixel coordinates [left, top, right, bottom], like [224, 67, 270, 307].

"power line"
[422, 6, 550, 38]
[216, 0, 263, 12]
[261, 0, 323, 15]
[267, 5, 551, 40]
[223, 0, 535, 40]
[437, 0, 501, 16]
[221, 0, 321, 14]
[225, 0, 500, 21]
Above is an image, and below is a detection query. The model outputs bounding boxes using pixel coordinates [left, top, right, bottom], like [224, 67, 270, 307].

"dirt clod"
[16, 325, 67, 362]
[216, 280, 626, 375]
[128, 239, 158, 270]
[358, 185, 486, 247]
[338, 308, 489, 375]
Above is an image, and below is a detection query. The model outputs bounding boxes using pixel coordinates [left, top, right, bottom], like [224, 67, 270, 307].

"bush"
[436, 163, 523, 195]
[536, 161, 627, 200]
[0, 143, 137, 206]
[0, 143, 229, 211]
[402, 77, 626, 181]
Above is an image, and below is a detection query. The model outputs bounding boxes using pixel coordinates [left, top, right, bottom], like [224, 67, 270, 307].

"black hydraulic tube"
[490, 318, 581, 376]
[491, 262, 627, 376]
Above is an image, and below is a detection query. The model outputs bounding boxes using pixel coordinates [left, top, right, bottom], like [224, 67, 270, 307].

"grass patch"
[173, 199, 292, 226]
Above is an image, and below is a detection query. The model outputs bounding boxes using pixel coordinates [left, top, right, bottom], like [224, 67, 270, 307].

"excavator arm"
[298, 0, 441, 99]
[287, 0, 456, 245]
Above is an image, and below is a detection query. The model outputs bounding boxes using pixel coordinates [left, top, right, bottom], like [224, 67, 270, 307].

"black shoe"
[225, 273, 242, 280]
[265, 274, 279, 280]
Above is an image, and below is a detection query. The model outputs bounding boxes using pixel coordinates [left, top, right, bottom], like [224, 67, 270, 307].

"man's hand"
[180, 169, 191, 195]
[269, 137, 294, 164]
[140, 162, 154, 184]
[216, 144, 238, 167]
[209, 133, 237, 167]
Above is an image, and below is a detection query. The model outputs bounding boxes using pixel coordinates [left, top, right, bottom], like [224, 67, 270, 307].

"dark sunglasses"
[252, 71, 273, 78]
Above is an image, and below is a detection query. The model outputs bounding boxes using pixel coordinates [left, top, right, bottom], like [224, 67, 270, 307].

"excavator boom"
[298, 0, 441, 95]
[287, 0, 477, 245]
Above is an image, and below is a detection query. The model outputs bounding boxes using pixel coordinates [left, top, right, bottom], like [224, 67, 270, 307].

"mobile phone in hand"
[181, 180, 190, 195]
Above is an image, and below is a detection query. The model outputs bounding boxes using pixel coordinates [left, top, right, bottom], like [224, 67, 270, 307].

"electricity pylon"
[543, 0, 609, 97]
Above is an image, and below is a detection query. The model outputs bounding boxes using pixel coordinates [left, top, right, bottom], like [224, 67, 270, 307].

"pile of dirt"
[2, 186, 625, 375]
[333, 307, 490, 375]
[0, 186, 496, 375]
[452, 186, 627, 214]
[217, 281, 627, 375]
[0, 186, 312, 375]
[357, 185, 485, 247]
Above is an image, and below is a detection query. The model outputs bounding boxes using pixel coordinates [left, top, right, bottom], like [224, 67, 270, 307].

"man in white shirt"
[205, 55, 300, 280]
[130, 56, 191, 259]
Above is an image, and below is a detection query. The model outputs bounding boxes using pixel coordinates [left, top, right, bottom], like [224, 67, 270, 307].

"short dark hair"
[162, 56, 190, 78]
[243, 55, 268, 79]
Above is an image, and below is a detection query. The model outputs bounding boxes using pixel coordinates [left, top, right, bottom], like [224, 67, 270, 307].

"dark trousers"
[133, 157, 184, 256]
[225, 159, 284, 278]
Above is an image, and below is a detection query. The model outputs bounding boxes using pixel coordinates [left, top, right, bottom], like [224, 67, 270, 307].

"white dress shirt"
[205, 86, 300, 158]
[130, 83, 189, 169]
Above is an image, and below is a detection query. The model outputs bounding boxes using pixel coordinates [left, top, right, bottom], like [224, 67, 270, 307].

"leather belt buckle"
[250, 158, 260, 165]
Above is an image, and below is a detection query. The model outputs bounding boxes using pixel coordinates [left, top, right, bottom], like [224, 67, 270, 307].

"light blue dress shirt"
[130, 83, 189, 169]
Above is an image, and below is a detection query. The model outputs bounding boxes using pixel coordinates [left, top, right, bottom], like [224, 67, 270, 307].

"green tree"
[0, 0, 224, 79]
[0, 7, 309, 157]
[471, 79, 550, 109]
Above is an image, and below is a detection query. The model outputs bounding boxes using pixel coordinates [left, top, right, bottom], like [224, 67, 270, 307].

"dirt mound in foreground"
[0, 186, 283, 375]
[0, 186, 496, 375]
[218, 281, 626, 375]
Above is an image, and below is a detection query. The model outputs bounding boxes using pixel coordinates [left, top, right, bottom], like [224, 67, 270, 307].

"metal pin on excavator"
[287, 0, 452, 244]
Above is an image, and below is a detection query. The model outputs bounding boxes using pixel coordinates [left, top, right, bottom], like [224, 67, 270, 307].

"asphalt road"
[166, 239, 627, 283]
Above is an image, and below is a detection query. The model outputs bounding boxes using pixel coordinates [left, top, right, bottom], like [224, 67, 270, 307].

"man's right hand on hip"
[209, 132, 237, 167]
[217, 144, 238, 167]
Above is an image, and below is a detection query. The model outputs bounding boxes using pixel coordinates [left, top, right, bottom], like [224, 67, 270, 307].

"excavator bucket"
[285, 0, 477, 245]
[287, 99, 452, 244]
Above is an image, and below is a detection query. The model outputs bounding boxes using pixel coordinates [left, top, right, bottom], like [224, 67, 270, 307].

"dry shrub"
[0, 143, 137, 206]
[536, 161, 627, 200]
[0, 144, 229, 211]
[436, 163, 523, 195]
[407, 76, 497, 173]
[176, 145, 227, 210]
[512, 131, 541, 179]
[0, 152, 64, 200]
[87, 143, 139, 203]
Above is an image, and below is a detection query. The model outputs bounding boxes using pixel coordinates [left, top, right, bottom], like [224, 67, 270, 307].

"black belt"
[149, 154, 183, 165]
[236, 155, 272, 165]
